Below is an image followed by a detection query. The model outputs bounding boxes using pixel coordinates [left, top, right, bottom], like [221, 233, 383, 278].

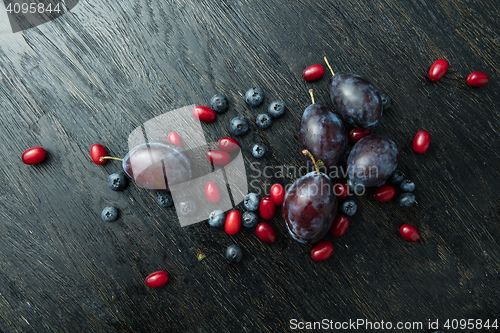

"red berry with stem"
[270, 184, 285, 206]
[90, 144, 111, 165]
[167, 132, 183, 148]
[466, 71, 489, 87]
[302, 64, 325, 81]
[333, 183, 349, 198]
[206, 150, 231, 166]
[193, 106, 217, 123]
[204, 181, 221, 203]
[22, 147, 46, 165]
[330, 214, 349, 237]
[259, 197, 276, 220]
[373, 185, 396, 202]
[399, 224, 421, 242]
[413, 130, 431, 153]
[256, 222, 277, 244]
[349, 128, 371, 143]
[428, 59, 449, 82]
[145, 271, 169, 288]
[225, 210, 242, 235]
[311, 241, 334, 261]
[218, 137, 240, 153]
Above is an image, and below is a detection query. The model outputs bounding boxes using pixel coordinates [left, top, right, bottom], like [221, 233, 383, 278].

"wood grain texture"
[0, 0, 498, 332]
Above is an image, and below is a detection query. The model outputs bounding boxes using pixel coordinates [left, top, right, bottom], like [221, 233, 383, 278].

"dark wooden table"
[0, 1, 498, 332]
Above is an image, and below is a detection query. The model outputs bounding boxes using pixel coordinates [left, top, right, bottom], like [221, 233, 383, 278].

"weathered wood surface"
[0, 0, 498, 332]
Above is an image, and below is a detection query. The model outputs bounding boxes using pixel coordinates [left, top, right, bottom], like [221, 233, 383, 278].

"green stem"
[302, 149, 320, 174]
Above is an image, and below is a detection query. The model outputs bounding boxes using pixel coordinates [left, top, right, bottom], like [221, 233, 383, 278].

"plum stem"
[302, 149, 320, 174]
[308, 89, 315, 104]
[100, 156, 124, 162]
[324, 56, 335, 76]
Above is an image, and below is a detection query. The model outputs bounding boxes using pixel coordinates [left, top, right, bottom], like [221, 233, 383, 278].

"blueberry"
[346, 179, 364, 196]
[242, 211, 258, 228]
[389, 169, 405, 185]
[400, 179, 415, 192]
[101, 207, 118, 222]
[256, 113, 272, 129]
[208, 209, 225, 228]
[245, 87, 264, 107]
[107, 172, 128, 191]
[252, 144, 266, 158]
[225, 244, 243, 263]
[341, 200, 358, 216]
[177, 196, 198, 217]
[398, 193, 416, 207]
[210, 94, 229, 113]
[380, 93, 392, 110]
[244, 193, 260, 211]
[268, 100, 286, 118]
[229, 116, 249, 136]
[157, 192, 174, 208]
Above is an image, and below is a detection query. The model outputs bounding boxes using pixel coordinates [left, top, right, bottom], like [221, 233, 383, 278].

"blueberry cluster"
[206, 192, 263, 263]
[207, 192, 261, 231]
[229, 88, 288, 160]
[388, 169, 416, 207]
[101, 172, 130, 222]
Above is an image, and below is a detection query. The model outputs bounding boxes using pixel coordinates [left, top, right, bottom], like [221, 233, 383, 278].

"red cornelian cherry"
[206, 150, 231, 166]
[413, 130, 431, 153]
[333, 183, 349, 198]
[218, 137, 240, 153]
[145, 271, 169, 288]
[193, 106, 217, 122]
[349, 128, 371, 143]
[167, 132, 183, 147]
[311, 241, 334, 261]
[302, 64, 325, 81]
[373, 185, 396, 202]
[225, 210, 242, 235]
[204, 182, 221, 203]
[270, 184, 285, 206]
[90, 144, 108, 165]
[399, 224, 421, 242]
[259, 197, 276, 220]
[22, 147, 46, 165]
[330, 214, 349, 237]
[466, 71, 489, 87]
[256, 222, 277, 244]
[428, 59, 449, 82]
